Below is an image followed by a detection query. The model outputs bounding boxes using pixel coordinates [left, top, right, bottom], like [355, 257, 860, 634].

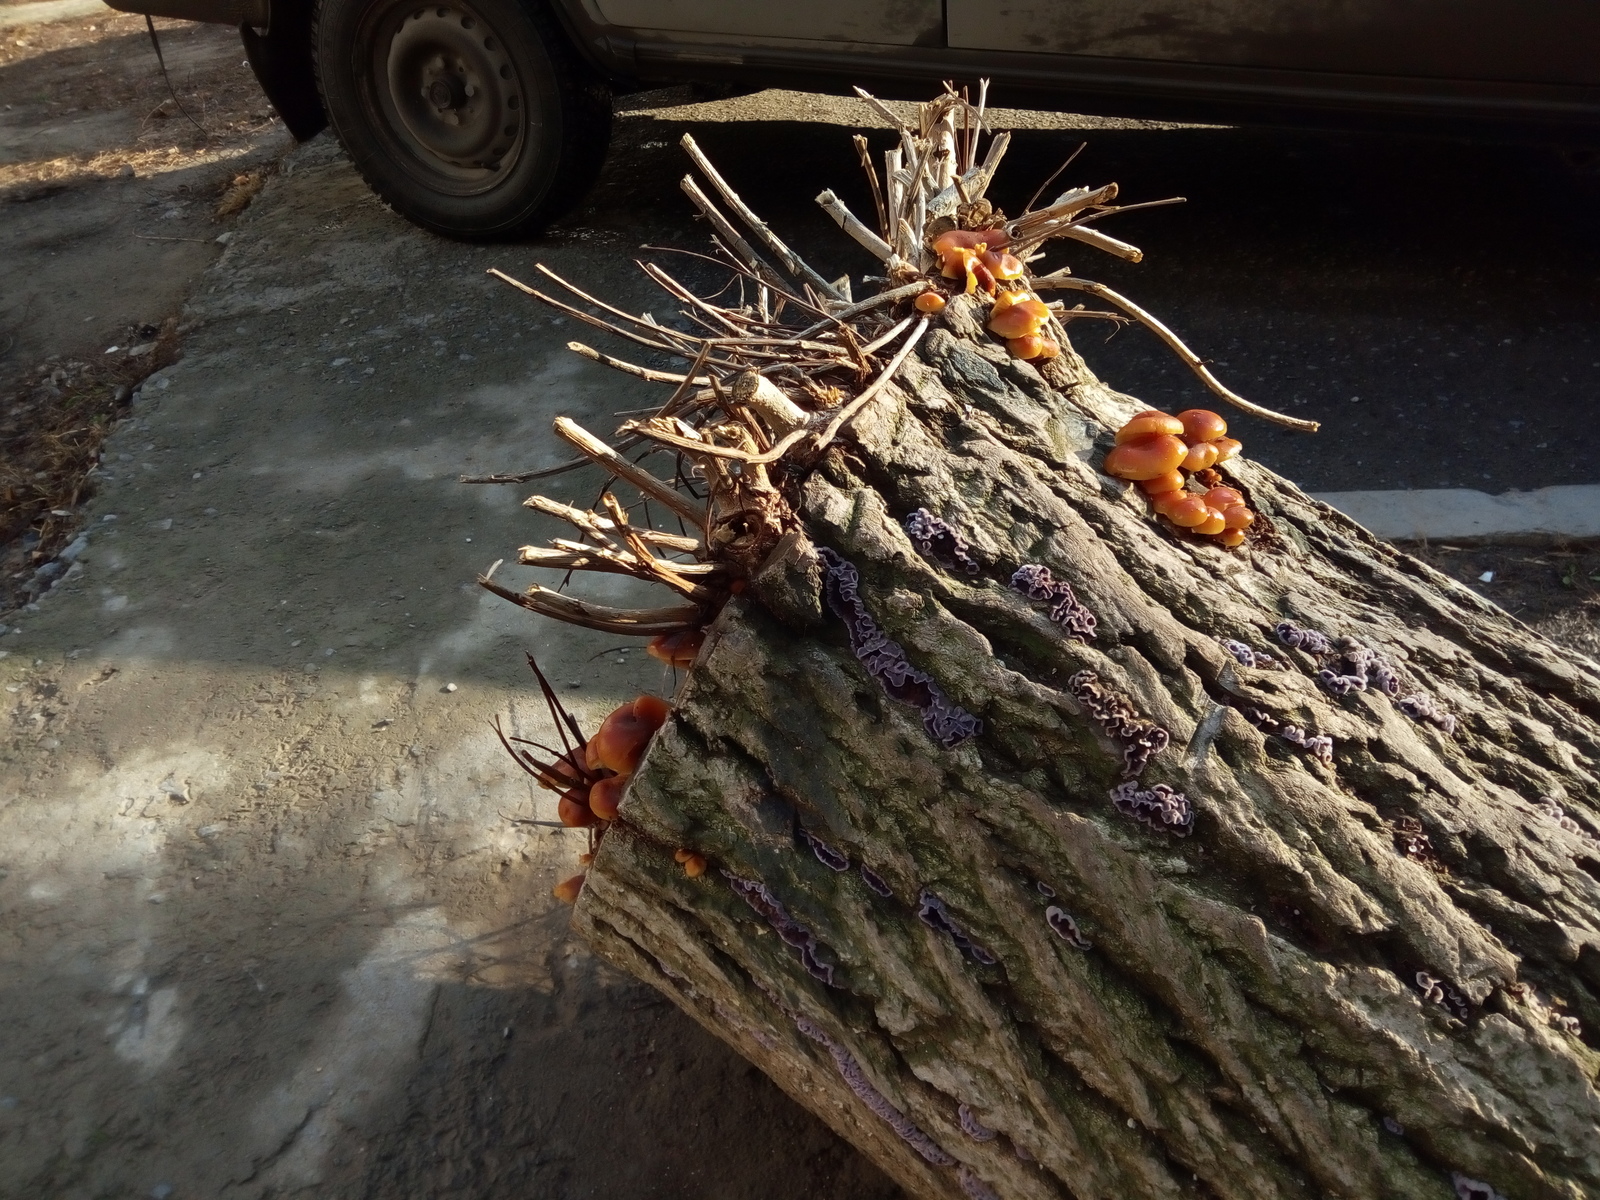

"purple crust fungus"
[860, 863, 895, 897]
[793, 1014, 957, 1166]
[1109, 781, 1194, 837]
[918, 890, 998, 965]
[1451, 1173, 1507, 1200]
[1399, 693, 1458, 736]
[1539, 798, 1596, 842]
[817, 547, 982, 749]
[1220, 638, 1277, 669]
[1274, 620, 1333, 655]
[1066, 669, 1170, 777]
[723, 871, 840, 986]
[797, 825, 849, 871]
[1035, 880, 1056, 898]
[1045, 905, 1093, 949]
[1414, 970, 1472, 1020]
[958, 1103, 997, 1142]
[958, 1165, 1001, 1200]
[903, 508, 981, 575]
[1233, 702, 1335, 765]
[1010, 564, 1098, 642]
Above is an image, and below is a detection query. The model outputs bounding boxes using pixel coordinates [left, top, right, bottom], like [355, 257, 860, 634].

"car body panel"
[945, 0, 1600, 87]
[590, 0, 941, 47]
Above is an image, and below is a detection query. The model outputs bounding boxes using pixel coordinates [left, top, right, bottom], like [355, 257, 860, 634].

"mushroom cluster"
[911, 228, 1062, 361]
[931, 228, 1024, 296]
[1102, 408, 1254, 547]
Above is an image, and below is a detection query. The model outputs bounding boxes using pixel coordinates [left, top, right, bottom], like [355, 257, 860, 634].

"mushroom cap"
[589, 695, 671, 774]
[552, 873, 586, 903]
[1177, 409, 1228, 443]
[558, 788, 596, 827]
[914, 290, 948, 313]
[588, 774, 626, 821]
[1195, 510, 1228, 536]
[1211, 436, 1243, 463]
[682, 853, 709, 878]
[647, 629, 704, 667]
[1204, 486, 1244, 509]
[987, 292, 1050, 339]
[1218, 529, 1247, 548]
[1104, 433, 1189, 481]
[932, 227, 1011, 253]
[1181, 441, 1220, 471]
[1223, 504, 1255, 530]
[1138, 469, 1186, 496]
[1116, 413, 1185, 443]
[981, 249, 1026, 280]
[1164, 495, 1213, 527]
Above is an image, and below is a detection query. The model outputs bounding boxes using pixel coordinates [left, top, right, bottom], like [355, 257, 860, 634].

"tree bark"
[568, 294, 1600, 1200]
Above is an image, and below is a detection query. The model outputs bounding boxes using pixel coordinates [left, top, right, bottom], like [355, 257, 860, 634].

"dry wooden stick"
[534, 263, 701, 352]
[852, 85, 908, 131]
[640, 263, 749, 337]
[489, 269, 728, 365]
[565, 341, 712, 387]
[554, 416, 712, 526]
[1031, 273, 1320, 432]
[805, 316, 930, 451]
[853, 134, 889, 240]
[477, 578, 701, 635]
[598, 494, 710, 599]
[518, 546, 726, 579]
[795, 281, 927, 339]
[816, 189, 895, 262]
[680, 133, 844, 302]
[524, 494, 701, 552]
[1054, 225, 1145, 262]
[679, 175, 792, 293]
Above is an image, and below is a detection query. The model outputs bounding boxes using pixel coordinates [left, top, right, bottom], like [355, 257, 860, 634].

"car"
[106, 0, 1600, 240]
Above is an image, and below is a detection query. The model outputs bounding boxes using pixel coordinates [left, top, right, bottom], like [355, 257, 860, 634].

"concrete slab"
[1315, 484, 1600, 540]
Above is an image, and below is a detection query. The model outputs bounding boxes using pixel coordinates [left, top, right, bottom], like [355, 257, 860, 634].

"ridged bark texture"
[570, 295, 1600, 1200]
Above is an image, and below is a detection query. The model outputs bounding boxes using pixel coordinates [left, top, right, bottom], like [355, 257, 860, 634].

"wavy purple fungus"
[1220, 638, 1276, 668]
[1109, 780, 1194, 836]
[1010, 564, 1097, 642]
[860, 864, 894, 898]
[903, 508, 981, 575]
[796, 825, 849, 871]
[1399, 693, 1457, 736]
[1274, 620, 1333, 655]
[1045, 905, 1092, 949]
[793, 1015, 957, 1166]
[918, 890, 998, 964]
[958, 1166, 1001, 1200]
[1414, 970, 1471, 1020]
[817, 547, 982, 749]
[1232, 703, 1335, 764]
[958, 1103, 998, 1142]
[1539, 799, 1596, 842]
[1067, 669, 1170, 777]
[1451, 1173, 1507, 1200]
[1035, 880, 1056, 898]
[723, 871, 840, 987]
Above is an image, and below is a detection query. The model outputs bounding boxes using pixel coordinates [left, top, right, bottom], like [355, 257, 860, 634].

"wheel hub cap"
[386, 4, 522, 171]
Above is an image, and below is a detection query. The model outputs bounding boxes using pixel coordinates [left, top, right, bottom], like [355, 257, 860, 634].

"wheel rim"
[365, 1, 528, 195]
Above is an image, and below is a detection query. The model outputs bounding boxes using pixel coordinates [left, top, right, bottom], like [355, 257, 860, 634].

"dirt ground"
[2, 9, 1599, 1200]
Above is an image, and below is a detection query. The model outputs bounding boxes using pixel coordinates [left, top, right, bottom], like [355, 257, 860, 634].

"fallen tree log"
[485, 90, 1600, 1200]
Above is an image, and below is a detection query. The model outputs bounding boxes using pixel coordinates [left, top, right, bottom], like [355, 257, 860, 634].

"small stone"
[568, 680, 581, 689]
[1478, 570, 1494, 583]
[214, 231, 233, 244]
[101, 514, 118, 522]
[443, 682, 457, 693]
[330, 357, 350, 367]
[192, 471, 202, 480]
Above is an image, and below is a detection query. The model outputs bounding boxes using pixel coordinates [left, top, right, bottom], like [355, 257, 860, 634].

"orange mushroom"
[1211, 437, 1243, 463]
[682, 853, 708, 878]
[1181, 441, 1219, 471]
[981, 249, 1026, 281]
[673, 848, 694, 864]
[1163, 495, 1213, 528]
[552, 873, 586, 904]
[1177, 409, 1227, 444]
[588, 774, 626, 821]
[934, 229, 1010, 295]
[1139, 469, 1186, 496]
[558, 787, 596, 828]
[1204, 486, 1244, 509]
[1194, 510, 1228, 537]
[647, 629, 704, 668]
[1116, 413, 1185, 443]
[1006, 333, 1059, 360]
[1217, 529, 1247, 548]
[587, 695, 671, 775]
[1103, 433, 1189, 481]
[914, 291, 948, 314]
[1222, 505, 1255, 530]
[987, 290, 1051, 339]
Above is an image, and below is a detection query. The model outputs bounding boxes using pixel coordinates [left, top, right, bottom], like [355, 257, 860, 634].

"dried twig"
[553, 416, 712, 526]
[1032, 273, 1320, 431]
[816, 189, 896, 262]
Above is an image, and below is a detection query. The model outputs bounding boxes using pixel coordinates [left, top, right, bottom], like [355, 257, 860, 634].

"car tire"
[312, 0, 611, 240]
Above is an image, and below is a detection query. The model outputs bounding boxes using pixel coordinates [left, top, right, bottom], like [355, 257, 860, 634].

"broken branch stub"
[482, 87, 1599, 1200]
